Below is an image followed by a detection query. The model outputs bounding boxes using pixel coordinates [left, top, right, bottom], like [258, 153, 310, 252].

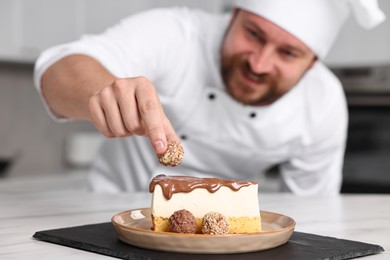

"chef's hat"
[234, 0, 386, 59]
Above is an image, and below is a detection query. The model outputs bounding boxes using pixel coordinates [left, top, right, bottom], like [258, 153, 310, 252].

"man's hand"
[41, 55, 178, 154]
[88, 76, 179, 154]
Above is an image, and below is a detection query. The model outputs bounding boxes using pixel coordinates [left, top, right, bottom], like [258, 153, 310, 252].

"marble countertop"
[0, 174, 389, 259]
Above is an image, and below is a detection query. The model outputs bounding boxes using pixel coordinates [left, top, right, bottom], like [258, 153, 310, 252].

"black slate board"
[33, 222, 384, 260]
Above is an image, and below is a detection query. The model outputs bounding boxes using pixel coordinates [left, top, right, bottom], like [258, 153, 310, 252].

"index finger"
[135, 79, 167, 154]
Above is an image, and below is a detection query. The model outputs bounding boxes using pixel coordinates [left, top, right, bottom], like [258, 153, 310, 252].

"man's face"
[221, 10, 316, 106]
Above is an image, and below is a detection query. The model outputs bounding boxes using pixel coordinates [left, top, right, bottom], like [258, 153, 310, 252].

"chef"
[34, 0, 385, 195]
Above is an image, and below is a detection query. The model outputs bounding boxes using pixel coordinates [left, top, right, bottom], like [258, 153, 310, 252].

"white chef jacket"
[34, 7, 348, 196]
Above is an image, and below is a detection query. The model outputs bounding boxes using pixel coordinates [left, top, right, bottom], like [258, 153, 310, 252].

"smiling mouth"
[245, 71, 258, 82]
[240, 67, 268, 87]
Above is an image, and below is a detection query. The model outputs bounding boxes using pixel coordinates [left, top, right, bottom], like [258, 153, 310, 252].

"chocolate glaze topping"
[149, 174, 257, 200]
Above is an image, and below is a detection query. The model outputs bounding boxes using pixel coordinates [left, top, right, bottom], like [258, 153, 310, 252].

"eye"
[245, 27, 264, 42]
[246, 28, 258, 39]
[281, 49, 298, 59]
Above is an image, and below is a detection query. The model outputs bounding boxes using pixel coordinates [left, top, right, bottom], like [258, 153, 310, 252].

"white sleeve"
[33, 7, 196, 121]
[279, 66, 348, 196]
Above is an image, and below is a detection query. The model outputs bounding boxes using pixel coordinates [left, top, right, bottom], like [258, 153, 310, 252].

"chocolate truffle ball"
[169, 209, 196, 233]
[202, 212, 230, 235]
[158, 141, 184, 166]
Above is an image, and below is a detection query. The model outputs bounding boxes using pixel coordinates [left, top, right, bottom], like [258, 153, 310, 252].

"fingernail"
[154, 140, 165, 153]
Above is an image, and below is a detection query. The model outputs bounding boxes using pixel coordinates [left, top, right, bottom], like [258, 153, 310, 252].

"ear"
[308, 56, 318, 69]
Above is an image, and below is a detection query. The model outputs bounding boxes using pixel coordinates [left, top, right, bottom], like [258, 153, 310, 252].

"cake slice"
[149, 174, 261, 234]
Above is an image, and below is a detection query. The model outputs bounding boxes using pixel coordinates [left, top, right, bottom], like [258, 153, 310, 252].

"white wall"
[325, 0, 390, 67]
[0, 0, 228, 63]
[0, 63, 96, 177]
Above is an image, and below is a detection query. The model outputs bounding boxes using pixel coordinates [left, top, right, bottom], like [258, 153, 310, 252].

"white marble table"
[0, 174, 389, 259]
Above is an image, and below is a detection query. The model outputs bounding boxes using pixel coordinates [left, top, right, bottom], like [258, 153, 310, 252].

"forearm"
[40, 54, 115, 120]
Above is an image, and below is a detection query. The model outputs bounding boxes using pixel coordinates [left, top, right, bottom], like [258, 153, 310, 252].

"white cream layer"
[151, 184, 260, 218]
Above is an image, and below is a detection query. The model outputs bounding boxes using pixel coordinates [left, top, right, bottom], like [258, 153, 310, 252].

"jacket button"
[180, 135, 187, 140]
[208, 93, 216, 100]
[249, 112, 256, 118]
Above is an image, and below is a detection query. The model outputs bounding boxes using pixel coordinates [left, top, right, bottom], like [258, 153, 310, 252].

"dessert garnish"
[201, 212, 230, 235]
[158, 141, 184, 166]
[169, 209, 196, 234]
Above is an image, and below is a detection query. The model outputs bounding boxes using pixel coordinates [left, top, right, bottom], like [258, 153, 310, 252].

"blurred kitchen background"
[0, 0, 389, 193]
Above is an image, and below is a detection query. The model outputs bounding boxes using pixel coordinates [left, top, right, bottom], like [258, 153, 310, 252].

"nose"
[248, 47, 274, 74]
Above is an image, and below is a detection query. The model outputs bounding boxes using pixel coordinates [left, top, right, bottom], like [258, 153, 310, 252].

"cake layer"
[151, 184, 260, 219]
[152, 215, 261, 234]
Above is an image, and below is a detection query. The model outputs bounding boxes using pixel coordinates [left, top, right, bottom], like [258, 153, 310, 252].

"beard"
[220, 52, 282, 106]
